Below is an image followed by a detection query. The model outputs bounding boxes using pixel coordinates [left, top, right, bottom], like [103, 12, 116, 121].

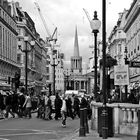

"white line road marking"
[0, 131, 53, 137]
[0, 129, 56, 138]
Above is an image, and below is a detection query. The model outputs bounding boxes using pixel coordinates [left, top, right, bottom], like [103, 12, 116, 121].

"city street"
[0, 113, 79, 140]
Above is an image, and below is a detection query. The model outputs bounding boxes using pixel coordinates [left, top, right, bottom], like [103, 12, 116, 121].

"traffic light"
[15, 72, 20, 89]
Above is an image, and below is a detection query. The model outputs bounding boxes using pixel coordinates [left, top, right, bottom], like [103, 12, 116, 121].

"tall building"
[107, 9, 127, 91]
[11, 2, 47, 94]
[0, 0, 19, 87]
[68, 27, 88, 92]
[123, 0, 140, 87]
[71, 27, 82, 75]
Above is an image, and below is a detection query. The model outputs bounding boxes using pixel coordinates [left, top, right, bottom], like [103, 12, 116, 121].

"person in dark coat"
[66, 96, 74, 120]
[5, 92, 15, 118]
[11, 92, 19, 117]
[18, 92, 25, 117]
[73, 95, 80, 118]
[54, 93, 62, 120]
[80, 94, 88, 108]
[0, 91, 5, 118]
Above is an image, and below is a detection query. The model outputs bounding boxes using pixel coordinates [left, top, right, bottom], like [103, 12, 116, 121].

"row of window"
[56, 80, 64, 84]
[127, 32, 140, 58]
[0, 63, 15, 77]
[0, 7, 16, 31]
[127, 14, 140, 42]
[0, 25, 17, 62]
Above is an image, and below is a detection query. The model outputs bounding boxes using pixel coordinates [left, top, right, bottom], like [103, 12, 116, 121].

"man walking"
[61, 95, 67, 127]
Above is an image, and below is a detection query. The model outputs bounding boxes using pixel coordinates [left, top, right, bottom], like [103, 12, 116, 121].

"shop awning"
[0, 82, 11, 90]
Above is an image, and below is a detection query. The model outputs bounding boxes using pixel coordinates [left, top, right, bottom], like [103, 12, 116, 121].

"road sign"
[114, 65, 129, 85]
[129, 61, 140, 68]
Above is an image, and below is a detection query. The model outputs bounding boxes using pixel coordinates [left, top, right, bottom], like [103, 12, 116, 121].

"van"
[65, 90, 79, 95]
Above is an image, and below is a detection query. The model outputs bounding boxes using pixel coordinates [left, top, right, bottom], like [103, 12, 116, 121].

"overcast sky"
[10, 0, 133, 63]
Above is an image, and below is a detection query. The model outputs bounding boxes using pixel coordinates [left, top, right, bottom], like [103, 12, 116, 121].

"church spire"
[73, 26, 80, 57]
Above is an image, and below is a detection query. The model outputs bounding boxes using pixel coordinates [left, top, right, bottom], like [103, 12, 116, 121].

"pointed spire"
[74, 26, 80, 57]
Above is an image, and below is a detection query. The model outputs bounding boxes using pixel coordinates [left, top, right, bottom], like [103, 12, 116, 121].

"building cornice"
[124, 2, 140, 32]
[0, 16, 17, 35]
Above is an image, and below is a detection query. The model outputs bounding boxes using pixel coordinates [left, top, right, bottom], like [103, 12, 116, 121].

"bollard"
[84, 108, 89, 133]
[79, 108, 86, 137]
[102, 106, 108, 139]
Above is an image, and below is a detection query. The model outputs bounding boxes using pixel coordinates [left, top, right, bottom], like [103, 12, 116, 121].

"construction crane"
[34, 2, 57, 43]
[83, 8, 91, 23]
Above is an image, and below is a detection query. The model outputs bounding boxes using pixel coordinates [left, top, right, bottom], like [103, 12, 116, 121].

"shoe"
[62, 124, 66, 128]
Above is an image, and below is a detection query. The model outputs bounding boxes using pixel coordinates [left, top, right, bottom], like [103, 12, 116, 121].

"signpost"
[114, 65, 129, 86]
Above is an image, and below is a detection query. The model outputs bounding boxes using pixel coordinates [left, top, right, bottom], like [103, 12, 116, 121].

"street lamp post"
[64, 69, 69, 92]
[102, 0, 108, 139]
[50, 55, 59, 95]
[18, 36, 35, 95]
[90, 11, 101, 100]
[124, 47, 128, 102]
[66, 69, 69, 90]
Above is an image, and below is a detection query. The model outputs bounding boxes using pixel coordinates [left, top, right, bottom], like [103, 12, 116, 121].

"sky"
[9, 0, 133, 65]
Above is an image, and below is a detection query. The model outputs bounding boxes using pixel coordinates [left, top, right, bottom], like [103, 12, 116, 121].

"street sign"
[114, 65, 129, 86]
[129, 61, 140, 68]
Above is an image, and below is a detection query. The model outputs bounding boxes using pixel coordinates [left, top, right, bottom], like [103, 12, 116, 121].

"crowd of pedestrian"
[0, 88, 92, 128]
[0, 87, 38, 119]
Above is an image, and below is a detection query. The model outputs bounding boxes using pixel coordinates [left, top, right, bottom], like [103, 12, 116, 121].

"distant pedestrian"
[54, 93, 62, 120]
[23, 93, 32, 118]
[61, 94, 67, 127]
[0, 90, 5, 118]
[73, 95, 80, 118]
[44, 94, 52, 120]
[5, 91, 15, 118]
[37, 94, 45, 118]
[18, 91, 25, 117]
[66, 95, 74, 120]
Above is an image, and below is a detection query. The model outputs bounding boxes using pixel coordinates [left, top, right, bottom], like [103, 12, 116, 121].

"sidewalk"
[65, 129, 137, 140]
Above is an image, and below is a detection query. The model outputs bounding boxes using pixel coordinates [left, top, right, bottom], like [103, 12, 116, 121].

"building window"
[46, 67, 49, 73]
[17, 53, 21, 64]
[46, 75, 50, 80]
[118, 44, 121, 54]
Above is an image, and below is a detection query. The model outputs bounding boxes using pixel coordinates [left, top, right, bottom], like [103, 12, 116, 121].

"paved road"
[0, 114, 80, 140]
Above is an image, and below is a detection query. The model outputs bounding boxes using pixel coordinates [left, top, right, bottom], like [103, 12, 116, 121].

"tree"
[99, 54, 117, 68]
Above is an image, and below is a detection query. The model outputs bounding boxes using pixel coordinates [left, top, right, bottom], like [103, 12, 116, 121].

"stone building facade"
[0, 0, 19, 86]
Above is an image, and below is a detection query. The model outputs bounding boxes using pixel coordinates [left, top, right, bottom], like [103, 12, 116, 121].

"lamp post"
[102, 0, 108, 139]
[124, 47, 128, 102]
[90, 11, 101, 100]
[18, 36, 35, 95]
[50, 55, 59, 95]
[65, 69, 69, 90]
[64, 69, 69, 91]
